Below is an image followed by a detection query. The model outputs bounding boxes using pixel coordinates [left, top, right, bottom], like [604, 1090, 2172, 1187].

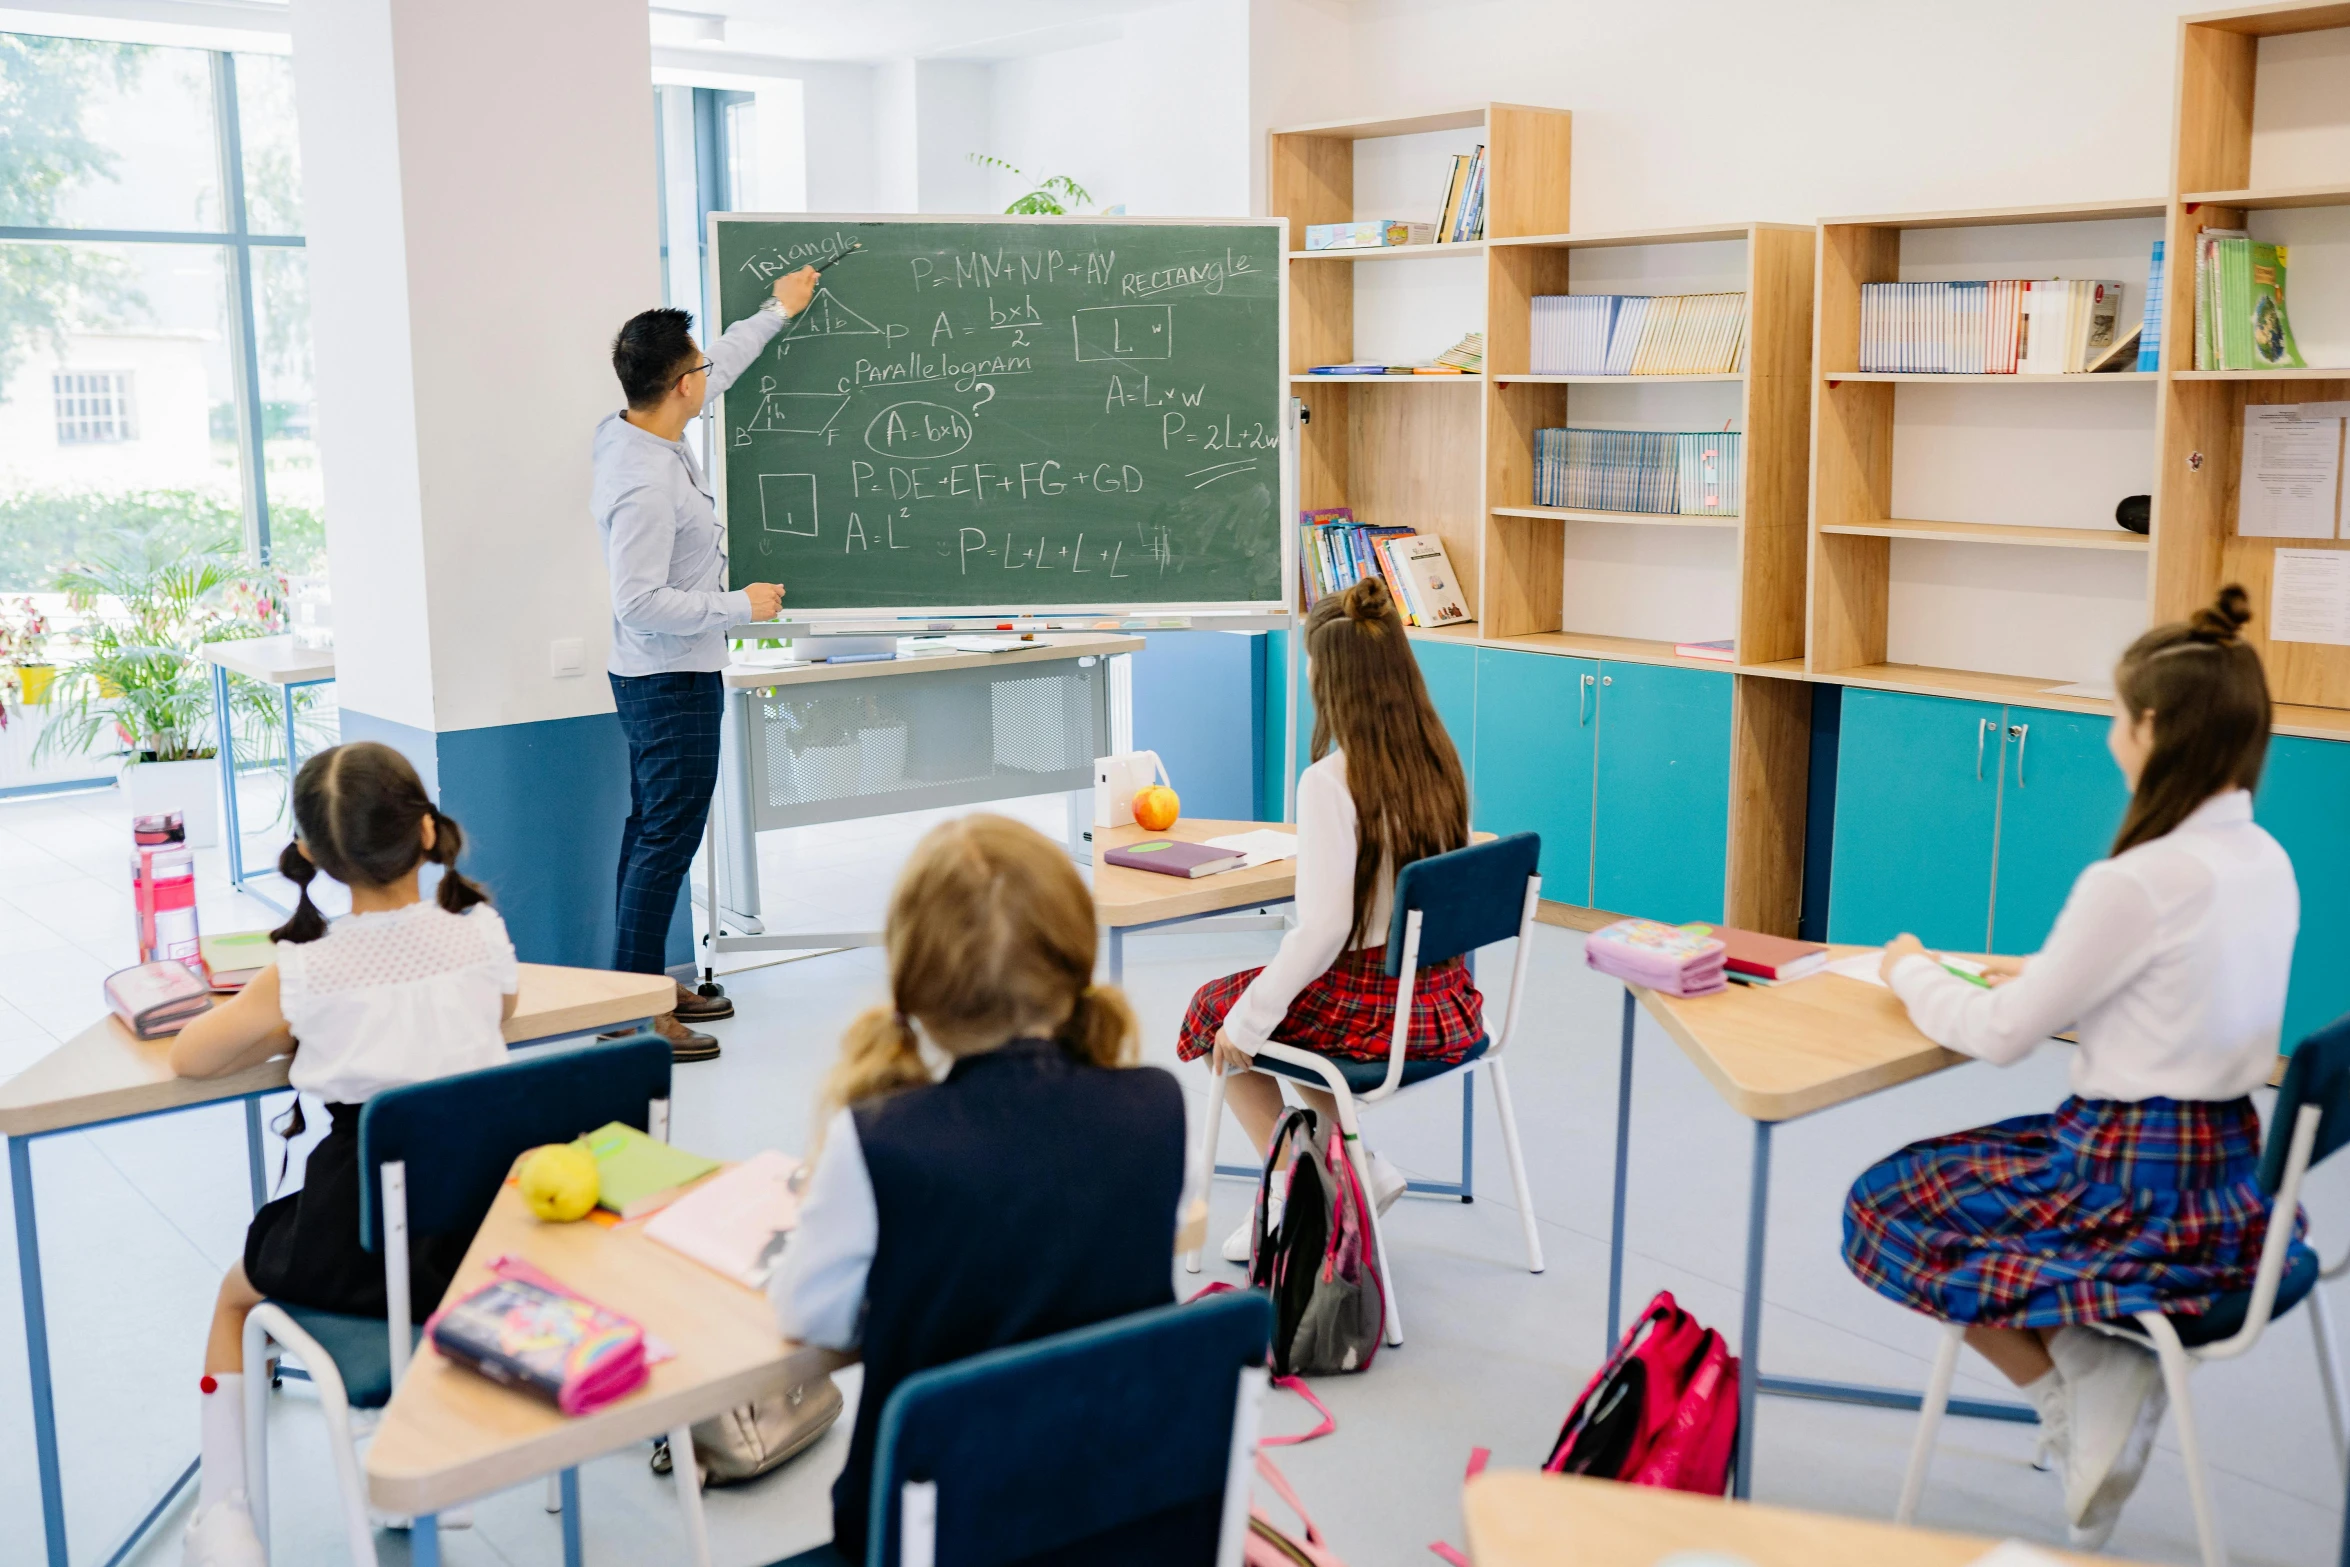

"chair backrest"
[357, 1033, 673, 1250]
[2260, 1013, 2350, 1195]
[867, 1291, 1274, 1567]
[1384, 832, 1542, 975]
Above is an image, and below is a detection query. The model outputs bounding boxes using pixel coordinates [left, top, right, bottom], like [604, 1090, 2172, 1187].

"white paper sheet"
[1203, 829, 1299, 867]
[2272, 549, 2350, 646]
[2239, 406, 2344, 539]
[1823, 950, 1888, 987]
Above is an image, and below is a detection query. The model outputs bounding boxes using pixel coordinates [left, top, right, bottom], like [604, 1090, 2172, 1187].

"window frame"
[1, 45, 304, 564]
[51, 369, 139, 445]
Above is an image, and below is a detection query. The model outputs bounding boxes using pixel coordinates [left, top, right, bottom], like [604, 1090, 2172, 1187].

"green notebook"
[577, 1121, 722, 1219]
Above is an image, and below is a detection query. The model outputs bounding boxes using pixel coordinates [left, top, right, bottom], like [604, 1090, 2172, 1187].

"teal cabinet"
[1414, 638, 1478, 767]
[2259, 736, 2350, 1049]
[1990, 705, 2129, 954]
[1828, 689, 2005, 952]
[1473, 647, 1596, 902]
[1592, 662, 1733, 924]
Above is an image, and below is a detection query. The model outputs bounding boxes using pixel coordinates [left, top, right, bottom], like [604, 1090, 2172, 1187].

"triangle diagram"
[776, 288, 881, 349]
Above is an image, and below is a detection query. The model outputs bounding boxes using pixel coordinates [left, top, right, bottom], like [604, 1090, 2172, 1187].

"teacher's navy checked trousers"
[610, 669, 723, 976]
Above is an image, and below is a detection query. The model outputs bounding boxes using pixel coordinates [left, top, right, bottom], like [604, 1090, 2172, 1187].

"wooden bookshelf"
[2155, 1, 2350, 712]
[1492, 505, 1739, 529]
[1807, 200, 2167, 687]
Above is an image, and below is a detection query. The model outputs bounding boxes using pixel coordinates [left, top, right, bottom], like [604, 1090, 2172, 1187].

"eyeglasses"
[673, 360, 714, 388]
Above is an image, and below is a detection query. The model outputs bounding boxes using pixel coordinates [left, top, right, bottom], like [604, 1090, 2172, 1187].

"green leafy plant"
[967, 154, 1095, 216]
[32, 533, 288, 765]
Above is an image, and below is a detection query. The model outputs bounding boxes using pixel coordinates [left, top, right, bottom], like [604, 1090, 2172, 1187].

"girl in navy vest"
[1177, 576, 1478, 1261]
[771, 813, 1187, 1560]
[1841, 589, 2302, 1547]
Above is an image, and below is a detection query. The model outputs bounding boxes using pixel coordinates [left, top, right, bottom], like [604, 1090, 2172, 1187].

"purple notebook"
[1105, 839, 1246, 879]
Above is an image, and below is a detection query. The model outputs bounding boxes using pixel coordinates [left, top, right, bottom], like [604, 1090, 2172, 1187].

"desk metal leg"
[1606, 987, 1635, 1354]
[245, 1097, 267, 1211]
[1734, 1120, 1772, 1500]
[413, 1513, 441, 1567]
[213, 663, 245, 890]
[561, 1466, 583, 1567]
[14, 1136, 68, 1567]
[1107, 925, 1124, 986]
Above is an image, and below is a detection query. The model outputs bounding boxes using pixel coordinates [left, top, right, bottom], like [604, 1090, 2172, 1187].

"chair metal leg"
[2313, 1286, 2349, 1483]
[1485, 1060, 1543, 1274]
[1895, 1323, 1965, 1525]
[2143, 1315, 2226, 1567]
[241, 1314, 272, 1561]
[246, 1305, 378, 1567]
[1186, 1065, 1230, 1273]
[669, 1423, 714, 1567]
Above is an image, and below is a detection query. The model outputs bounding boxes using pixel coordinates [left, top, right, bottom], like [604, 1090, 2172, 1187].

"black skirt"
[243, 1101, 476, 1319]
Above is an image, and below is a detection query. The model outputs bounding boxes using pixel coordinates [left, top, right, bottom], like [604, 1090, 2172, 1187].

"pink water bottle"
[131, 813, 204, 976]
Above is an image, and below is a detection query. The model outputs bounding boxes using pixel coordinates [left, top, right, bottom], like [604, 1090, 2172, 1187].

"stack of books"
[1304, 220, 1436, 251]
[1296, 510, 1468, 626]
[2138, 241, 2165, 372]
[2195, 232, 2306, 370]
[1856, 280, 2132, 373]
[1435, 146, 1487, 243]
[1529, 294, 1749, 376]
[1533, 428, 1745, 517]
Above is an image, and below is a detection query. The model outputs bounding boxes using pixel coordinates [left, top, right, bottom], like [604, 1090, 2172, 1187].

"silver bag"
[654, 1375, 843, 1486]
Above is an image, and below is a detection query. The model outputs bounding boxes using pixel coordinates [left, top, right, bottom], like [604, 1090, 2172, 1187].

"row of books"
[1529, 293, 1749, 376]
[1533, 428, 1744, 517]
[1309, 332, 1485, 377]
[2195, 231, 2306, 370]
[1856, 280, 2133, 374]
[1435, 146, 1488, 243]
[1298, 509, 1469, 625]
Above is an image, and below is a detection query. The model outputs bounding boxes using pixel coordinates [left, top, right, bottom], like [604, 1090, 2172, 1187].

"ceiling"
[669, 0, 1186, 63]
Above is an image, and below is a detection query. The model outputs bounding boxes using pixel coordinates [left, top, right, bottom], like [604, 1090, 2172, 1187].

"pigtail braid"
[814, 1003, 933, 1154]
[269, 841, 330, 944]
[1057, 983, 1140, 1068]
[426, 809, 491, 914]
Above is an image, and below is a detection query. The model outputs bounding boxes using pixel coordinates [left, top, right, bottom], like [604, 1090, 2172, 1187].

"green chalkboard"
[710, 215, 1286, 615]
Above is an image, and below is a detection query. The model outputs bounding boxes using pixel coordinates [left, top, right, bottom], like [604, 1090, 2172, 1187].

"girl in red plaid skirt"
[1840, 588, 2305, 1547]
[1178, 577, 1480, 1262]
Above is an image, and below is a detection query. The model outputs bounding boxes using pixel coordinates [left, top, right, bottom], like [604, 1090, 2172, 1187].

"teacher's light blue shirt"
[592, 304, 787, 675]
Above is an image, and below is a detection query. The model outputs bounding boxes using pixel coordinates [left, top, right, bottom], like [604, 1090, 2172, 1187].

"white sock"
[2020, 1365, 2065, 1421]
[198, 1373, 246, 1510]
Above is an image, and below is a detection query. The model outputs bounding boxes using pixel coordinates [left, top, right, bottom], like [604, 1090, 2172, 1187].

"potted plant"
[33, 534, 284, 846]
[0, 596, 54, 728]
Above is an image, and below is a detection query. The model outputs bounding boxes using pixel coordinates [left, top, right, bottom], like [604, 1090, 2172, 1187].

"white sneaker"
[2021, 1369, 2070, 1476]
[1223, 1194, 1282, 1264]
[1366, 1151, 1408, 1215]
[182, 1492, 264, 1567]
[2050, 1327, 2167, 1543]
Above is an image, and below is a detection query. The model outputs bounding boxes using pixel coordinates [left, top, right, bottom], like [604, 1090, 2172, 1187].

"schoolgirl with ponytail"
[1840, 588, 2303, 1548]
[167, 741, 518, 1567]
[771, 813, 1186, 1561]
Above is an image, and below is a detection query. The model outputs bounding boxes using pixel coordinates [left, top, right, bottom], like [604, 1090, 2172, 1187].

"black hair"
[270, 741, 491, 944]
[611, 307, 700, 410]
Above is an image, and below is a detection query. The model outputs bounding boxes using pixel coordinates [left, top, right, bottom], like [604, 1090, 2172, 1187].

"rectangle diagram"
[759, 473, 819, 536]
[1072, 304, 1173, 363]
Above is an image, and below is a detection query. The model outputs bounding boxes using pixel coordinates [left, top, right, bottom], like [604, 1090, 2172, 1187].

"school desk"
[199, 635, 336, 913]
[0, 962, 674, 1567]
[1603, 954, 2038, 1501]
[1461, 1470, 2141, 1567]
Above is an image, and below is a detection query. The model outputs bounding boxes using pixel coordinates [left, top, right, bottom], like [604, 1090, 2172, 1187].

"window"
[52, 371, 137, 444]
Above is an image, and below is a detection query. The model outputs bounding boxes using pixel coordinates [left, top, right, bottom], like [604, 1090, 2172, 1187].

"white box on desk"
[1094, 750, 1169, 829]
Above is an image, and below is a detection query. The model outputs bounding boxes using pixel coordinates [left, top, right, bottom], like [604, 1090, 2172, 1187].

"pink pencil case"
[425, 1256, 655, 1416]
[1585, 918, 1728, 997]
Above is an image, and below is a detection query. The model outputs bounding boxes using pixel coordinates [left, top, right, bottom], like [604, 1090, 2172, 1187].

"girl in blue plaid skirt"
[1179, 578, 1480, 1261]
[1841, 588, 2304, 1546]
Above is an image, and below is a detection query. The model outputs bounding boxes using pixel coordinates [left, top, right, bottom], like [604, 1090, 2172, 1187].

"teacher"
[593, 264, 818, 1061]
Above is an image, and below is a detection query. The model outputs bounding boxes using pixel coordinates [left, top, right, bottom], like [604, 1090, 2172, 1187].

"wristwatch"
[760, 296, 793, 322]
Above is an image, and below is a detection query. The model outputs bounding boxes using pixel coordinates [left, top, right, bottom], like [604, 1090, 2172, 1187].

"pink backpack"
[1251, 1107, 1384, 1376]
[1545, 1291, 1738, 1493]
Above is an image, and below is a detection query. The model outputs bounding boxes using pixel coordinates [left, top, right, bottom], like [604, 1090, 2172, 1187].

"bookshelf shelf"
[1492, 504, 1740, 530]
[2181, 182, 2350, 212]
[1287, 242, 1488, 261]
[1491, 372, 1745, 385]
[1811, 661, 2111, 711]
[2171, 367, 2350, 380]
[1820, 518, 2150, 551]
[1820, 199, 2168, 230]
[1289, 374, 1483, 385]
[1824, 371, 2158, 385]
[1488, 223, 1762, 251]
[1489, 630, 1743, 672]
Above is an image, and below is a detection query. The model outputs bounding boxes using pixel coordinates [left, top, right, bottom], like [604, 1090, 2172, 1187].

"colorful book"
[104, 960, 213, 1038]
[199, 930, 275, 993]
[1395, 535, 1470, 626]
[1674, 640, 1736, 663]
[428, 1261, 647, 1416]
[2137, 240, 2164, 372]
[1304, 220, 1435, 251]
[579, 1121, 722, 1220]
[1682, 923, 1830, 983]
[1105, 839, 1246, 879]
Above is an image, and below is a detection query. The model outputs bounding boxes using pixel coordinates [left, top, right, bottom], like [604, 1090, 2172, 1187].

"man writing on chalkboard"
[592, 263, 818, 1061]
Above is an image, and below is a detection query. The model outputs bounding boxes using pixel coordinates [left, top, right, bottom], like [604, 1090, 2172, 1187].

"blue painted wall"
[1128, 630, 1267, 822]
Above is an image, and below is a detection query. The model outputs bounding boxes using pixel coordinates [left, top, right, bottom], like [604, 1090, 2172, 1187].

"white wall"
[293, 0, 660, 733]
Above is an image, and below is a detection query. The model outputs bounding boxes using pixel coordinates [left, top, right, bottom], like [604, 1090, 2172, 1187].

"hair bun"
[2188, 584, 2253, 643]
[1342, 576, 1393, 623]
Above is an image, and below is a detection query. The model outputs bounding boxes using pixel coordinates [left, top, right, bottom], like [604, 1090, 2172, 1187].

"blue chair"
[1183, 833, 1546, 1345]
[239, 1034, 675, 1566]
[1895, 1014, 2350, 1567]
[771, 1290, 1274, 1567]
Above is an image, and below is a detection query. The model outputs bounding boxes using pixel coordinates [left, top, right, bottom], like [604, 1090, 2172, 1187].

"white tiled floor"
[1, 781, 2345, 1567]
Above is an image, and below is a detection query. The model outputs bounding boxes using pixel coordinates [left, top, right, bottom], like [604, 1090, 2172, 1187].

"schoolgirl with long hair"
[167, 741, 518, 1567]
[1176, 575, 1477, 1262]
[770, 813, 1186, 1562]
[1841, 588, 2304, 1547]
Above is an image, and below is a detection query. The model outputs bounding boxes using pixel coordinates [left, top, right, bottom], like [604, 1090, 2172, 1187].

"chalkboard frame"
[707, 211, 1292, 622]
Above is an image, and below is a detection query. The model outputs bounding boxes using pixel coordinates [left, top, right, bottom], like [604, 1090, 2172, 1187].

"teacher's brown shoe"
[671, 980, 734, 1022]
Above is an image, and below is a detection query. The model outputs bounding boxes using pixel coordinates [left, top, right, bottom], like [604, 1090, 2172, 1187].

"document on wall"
[2238, 405, 2344, 539]
[2271, 549, 2350, 645]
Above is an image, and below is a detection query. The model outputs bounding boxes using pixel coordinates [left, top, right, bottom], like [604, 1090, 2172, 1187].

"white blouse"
[1221, 752, 1395, 1057]
[277, 901, 519, 1103]
[1890, 791, 2298, 1102]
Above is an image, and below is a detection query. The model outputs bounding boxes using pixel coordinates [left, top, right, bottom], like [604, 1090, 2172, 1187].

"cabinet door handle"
[1579, 672, 1595, 726]
[1977, 717, 1994, 780]
[2009, 723, 2029, 788]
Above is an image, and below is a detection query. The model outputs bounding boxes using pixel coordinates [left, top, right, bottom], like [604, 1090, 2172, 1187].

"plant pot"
[125, 756, 221, 847]
[16, 664, 55, 705]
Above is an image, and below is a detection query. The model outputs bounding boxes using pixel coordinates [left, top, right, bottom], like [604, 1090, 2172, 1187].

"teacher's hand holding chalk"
[773, 265, 820, 318]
